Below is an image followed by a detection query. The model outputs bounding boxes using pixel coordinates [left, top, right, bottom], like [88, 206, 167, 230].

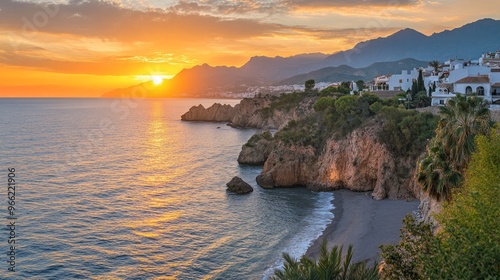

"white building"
[388, 70, 416, 91]
[430, 54, 500, 106]
[454, 76, 490, 96]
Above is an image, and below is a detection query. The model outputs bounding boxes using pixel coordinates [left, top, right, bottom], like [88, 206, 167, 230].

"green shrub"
[274, 115, 322, 149]
[325, 94, 380, 139]
[378, 107, 437, 158]
[273, 241, 379, 280]
[244, 130, 273, 147]
[428, 126, 500, 278]
[380, 214, 435, 280]
[381, 126, 500, 279]
[314, 96, 335, 112]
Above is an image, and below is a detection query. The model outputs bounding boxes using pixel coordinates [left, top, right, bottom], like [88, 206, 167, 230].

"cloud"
[0, 0, 421, 75]
[169, 0, 288, 15]
[288, 0, 420, 8]
[0, 0, 281, 45]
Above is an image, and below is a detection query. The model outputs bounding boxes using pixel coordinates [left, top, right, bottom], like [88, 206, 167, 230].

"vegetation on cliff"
[244, 130, 273, 147]
[272, 242, 379, 280]
[381, 125, 500, 279]
[273, 91, 437, 161]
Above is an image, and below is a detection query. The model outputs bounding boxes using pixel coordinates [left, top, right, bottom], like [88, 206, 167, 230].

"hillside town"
[371, 51, 500, 108]
[220, 52, 500, 110]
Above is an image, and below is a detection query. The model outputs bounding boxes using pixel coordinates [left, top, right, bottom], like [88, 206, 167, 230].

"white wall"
[448, 65, 490, 83]
[454, 82, 490, 96]
[388, 70, 418, 91]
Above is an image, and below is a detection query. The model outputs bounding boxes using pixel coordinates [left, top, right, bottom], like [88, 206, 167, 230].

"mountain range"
[104, 18, 500, 98]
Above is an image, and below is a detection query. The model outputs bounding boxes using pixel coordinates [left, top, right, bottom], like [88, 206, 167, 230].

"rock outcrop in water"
[226, 176, 253, 194]
[181, 103, 236, 122]
[237, 131, 274, 165]
[257, 120, 420, 200]
[181, 95, 316, 129]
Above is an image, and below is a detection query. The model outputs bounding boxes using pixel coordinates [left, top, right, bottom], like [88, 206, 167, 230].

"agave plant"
[272, 241, 379, 280]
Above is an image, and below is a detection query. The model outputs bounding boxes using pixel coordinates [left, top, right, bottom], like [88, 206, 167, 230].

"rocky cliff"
[181, 95, 316, 129]
[237, 131, 274, 165]
[257, 120, 421, 200]
[181, 103, 236, 122]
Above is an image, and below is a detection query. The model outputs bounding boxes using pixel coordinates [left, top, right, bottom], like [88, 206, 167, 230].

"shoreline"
[305, 189, 419, 263]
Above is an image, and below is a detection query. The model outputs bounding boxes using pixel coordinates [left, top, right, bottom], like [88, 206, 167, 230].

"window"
[440, 100, 445, 105]
[399, 79, 403, 83]
[466, 86, 473, 95]
[477, 86, 485, 95]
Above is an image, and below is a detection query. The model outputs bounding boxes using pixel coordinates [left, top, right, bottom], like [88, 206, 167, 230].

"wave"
[262, 192, 335, 279]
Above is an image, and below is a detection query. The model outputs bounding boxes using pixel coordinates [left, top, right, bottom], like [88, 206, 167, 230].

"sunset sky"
[0, 0, 498, 97]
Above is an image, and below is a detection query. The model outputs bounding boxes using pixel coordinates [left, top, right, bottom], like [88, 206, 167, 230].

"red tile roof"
[455, 76, 490, 83]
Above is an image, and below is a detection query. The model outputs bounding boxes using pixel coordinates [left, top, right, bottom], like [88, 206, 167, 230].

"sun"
[151, 75, 163, 85]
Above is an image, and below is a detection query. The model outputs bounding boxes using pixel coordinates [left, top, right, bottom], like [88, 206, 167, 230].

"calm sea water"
[0, 98, 333, 279]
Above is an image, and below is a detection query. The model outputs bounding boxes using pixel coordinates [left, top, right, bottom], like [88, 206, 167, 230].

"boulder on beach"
[226, 176, 253, 194]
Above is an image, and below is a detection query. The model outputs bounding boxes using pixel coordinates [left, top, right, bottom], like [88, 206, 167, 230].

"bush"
[244, 130, 273, 147]
[313, 96, 335, 112]
[428, 126, 500, 278]
[378, 107, 437, 158]
[381, 126, 500, 279]
[258, 92, 310, 118]
[325, 94, 380, 139]
[274, 115, 323, 149]
[380, 215, 435, 280]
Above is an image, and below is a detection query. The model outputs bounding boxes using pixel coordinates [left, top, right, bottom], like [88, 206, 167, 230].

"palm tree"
[429, 60, 440, 73]
[417, 94, 492, 201]
[438, 94, 491, 171]
[272, 242, 379, 280]
[417, 141, 462, 201]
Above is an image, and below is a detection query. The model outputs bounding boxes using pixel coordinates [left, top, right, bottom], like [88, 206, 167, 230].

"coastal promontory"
[182, 90, 437, 200]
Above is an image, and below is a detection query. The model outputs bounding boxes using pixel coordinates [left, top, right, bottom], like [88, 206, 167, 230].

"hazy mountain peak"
[392, 28, 426, 38]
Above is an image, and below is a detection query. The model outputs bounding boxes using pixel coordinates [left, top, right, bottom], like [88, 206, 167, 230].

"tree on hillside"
[356, 80, 365, 91]
[417, 69, 426, 94]
[417, 94, 492, 201]
[305, 79, 316, 92]
[411, 81, 418, 97]
[417, 140, 462, 201]
[438, 95, 491, 172]
[413, 91, 431, 108]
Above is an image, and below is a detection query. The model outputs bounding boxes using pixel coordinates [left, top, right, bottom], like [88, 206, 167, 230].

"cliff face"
[257, 144, 318, 188]
[257, 120, 420, 200]
[237, 131, 274, 165]
[181, 95, 316, 129]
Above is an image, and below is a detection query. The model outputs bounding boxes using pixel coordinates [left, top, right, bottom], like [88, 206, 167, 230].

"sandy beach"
[305, 189, 419, 263]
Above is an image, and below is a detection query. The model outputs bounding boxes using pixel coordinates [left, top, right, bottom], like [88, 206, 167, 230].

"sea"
[0, 98, 334, 279]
